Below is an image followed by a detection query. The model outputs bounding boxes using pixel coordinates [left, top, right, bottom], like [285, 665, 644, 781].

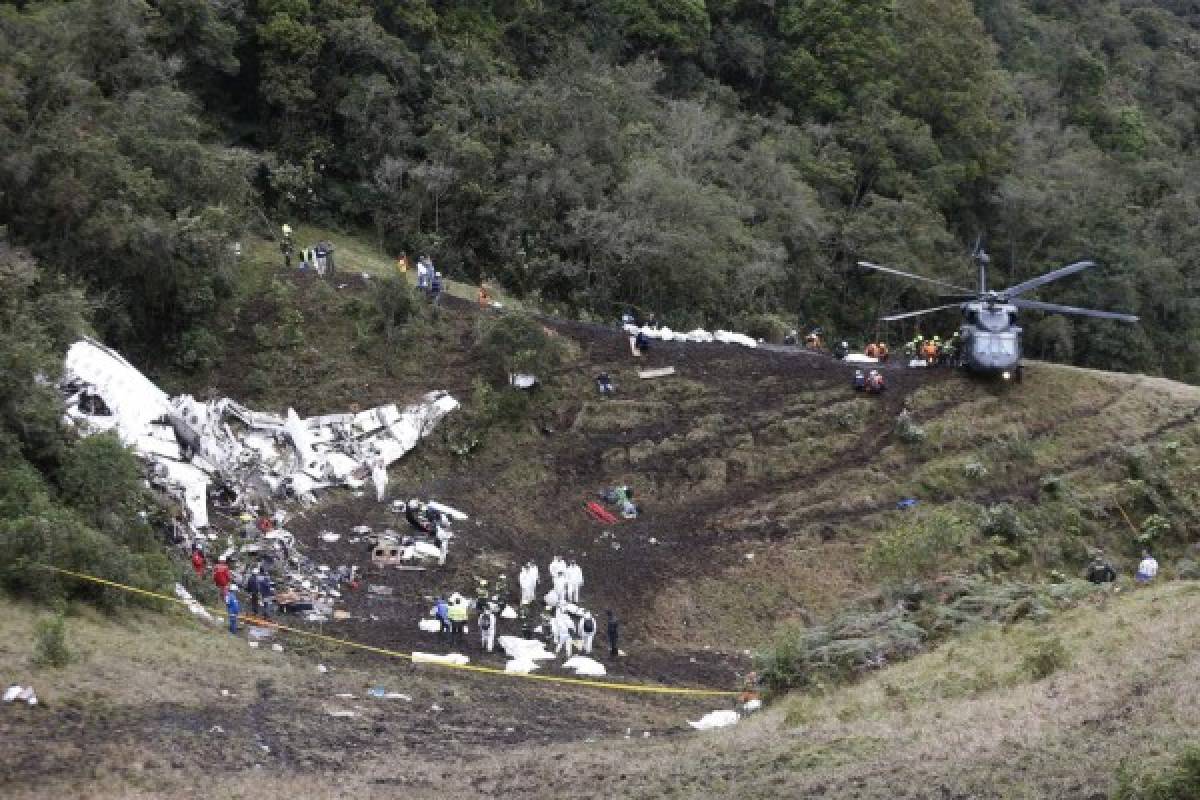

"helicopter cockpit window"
[990, 337, 1017, 357]
[978, 308, 1009, 332]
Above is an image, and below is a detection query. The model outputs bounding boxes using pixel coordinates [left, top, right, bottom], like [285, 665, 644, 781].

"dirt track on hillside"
[269, 292, 955, 695]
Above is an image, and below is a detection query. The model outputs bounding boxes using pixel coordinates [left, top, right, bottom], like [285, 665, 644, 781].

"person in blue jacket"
[226, 586, 241, 634]
[435, 596, 450, 643]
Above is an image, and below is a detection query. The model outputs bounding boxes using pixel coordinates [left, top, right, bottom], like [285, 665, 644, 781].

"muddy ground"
[260, 293, 950, 693]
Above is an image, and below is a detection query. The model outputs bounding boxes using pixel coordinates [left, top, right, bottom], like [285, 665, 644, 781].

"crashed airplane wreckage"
[61, 338, 459, 534]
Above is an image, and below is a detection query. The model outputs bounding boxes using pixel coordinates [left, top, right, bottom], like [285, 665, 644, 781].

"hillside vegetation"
[2, 0, 1199, 380]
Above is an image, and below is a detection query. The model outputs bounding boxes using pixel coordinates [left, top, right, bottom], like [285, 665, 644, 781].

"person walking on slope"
[553, 609, 575, 659]
[190, 545, 206, 579]
[212, 558, 231, 600]
[435, 596, 450, 644]
[566, 560, 583, 604]
[448, 597, 468, 647]
[478, 607, 496, 653]
[1136, 550, 1159, 585]
[551, 569, 568, 607]
[606, 610, 620, 658]
[1087, 551, 1117, 585]
[226, 586, 241, 634]
[579, 611, 597, 654]
[518, 562, 536, 606]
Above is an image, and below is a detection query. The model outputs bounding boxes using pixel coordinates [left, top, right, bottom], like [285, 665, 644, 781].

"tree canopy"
[1, 0, 1198, 380]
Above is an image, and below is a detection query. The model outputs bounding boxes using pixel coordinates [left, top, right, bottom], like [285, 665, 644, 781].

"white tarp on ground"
[624, 324, 758, 349]
[844, 354, 880, 364]
[688, 710, 740, 730]
[498, 636, 557, 662]
[412, 652, 470, 666]
[562, 656, 606, 676]
[61, 338, 458, 533]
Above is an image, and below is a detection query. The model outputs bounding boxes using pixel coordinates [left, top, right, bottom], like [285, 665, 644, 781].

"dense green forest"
[1, 0, 1199, 380]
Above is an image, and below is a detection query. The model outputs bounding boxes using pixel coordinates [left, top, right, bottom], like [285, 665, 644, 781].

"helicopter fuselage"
[960, 301, 1021, 375]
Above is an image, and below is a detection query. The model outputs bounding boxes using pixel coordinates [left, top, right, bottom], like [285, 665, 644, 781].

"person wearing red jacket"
[213, 559, 232, 599]
[190, 546, 206, 579]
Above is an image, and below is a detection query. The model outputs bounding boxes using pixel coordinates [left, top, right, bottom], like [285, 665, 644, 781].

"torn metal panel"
[61, 337, 459, 533]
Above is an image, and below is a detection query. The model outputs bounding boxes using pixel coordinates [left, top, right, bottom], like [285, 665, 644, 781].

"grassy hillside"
[5, 573, 1198, 798]
[5, 233, 1200, 798]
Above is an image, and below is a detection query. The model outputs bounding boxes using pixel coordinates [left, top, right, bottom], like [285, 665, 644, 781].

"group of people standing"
[433, 555, 621, 659]
[397, 252, 444, 304]
[906, 333, 960, 366]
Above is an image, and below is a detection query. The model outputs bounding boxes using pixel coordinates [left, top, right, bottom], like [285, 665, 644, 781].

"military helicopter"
[858, 245, 1138, 380]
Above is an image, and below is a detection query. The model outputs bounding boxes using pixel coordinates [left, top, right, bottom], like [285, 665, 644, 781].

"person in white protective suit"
[371, 457, 388, 503]
[518, 562, 537, 606]
[551, 569, 568, 607]
[549, 555, 566, 582]
[478, 607, 496, 653]
[579, 611, 596, 654]
[553, 609, 575, 658]
[565, 560, 583, 604]
[436, 524, 451, 565]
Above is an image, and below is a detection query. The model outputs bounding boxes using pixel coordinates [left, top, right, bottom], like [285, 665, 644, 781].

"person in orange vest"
[865, 342, 879, 359]
[877, 342, 889, 362]
[921, 339, 939, 365]
[477, 285, 491, 308]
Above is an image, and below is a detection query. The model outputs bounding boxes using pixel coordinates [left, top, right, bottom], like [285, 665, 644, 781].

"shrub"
[474, 313, 565, 386]
[33, 611, 71, 668]
[866, 509, 971, 586]
[980, 503, 1028, 545]
[736, 312, 793, 344]
[895, 412, 925, 444]
[1021, 635, 1069, 680]
[963, 461, 988, 480]
[374, 275, 421, 343]
[55, 433, 145, 523]
[1138, 514, 1171, 547]
[1115, 745, 1200, 799]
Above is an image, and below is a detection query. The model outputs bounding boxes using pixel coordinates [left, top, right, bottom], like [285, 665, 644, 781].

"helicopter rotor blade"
[1011, 297, 1138, 322]
[1001, 260, 1095, 299]
[880, 303, 964, 322]
[857, 261, 975, 294]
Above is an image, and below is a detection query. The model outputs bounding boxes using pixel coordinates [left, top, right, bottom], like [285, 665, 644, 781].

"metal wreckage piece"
[61, 337, 459, 533]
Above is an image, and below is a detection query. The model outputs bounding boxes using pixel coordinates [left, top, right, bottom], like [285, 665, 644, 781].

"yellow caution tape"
[34, 563, 736, 697]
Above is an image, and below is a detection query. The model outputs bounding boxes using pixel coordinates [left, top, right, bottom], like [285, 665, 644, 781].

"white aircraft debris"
[688, 710, 740, 730]
[61, 338, 458, 533]
[623, 324, 758, 349]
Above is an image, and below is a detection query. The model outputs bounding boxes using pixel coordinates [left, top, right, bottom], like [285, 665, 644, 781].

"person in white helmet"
[519, 561, 538, 606]
[551, 569, 568, 607]
[371, 457, 388, 503]
[552, 609, 575, 658]
[579, 611, 596, 654]
[566, 560, 584, 604]
[1136, 550, 1159, 585]
[478, 606, 496, 653]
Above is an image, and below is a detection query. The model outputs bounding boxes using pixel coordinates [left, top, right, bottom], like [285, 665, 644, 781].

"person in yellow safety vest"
[447, 597, 468, 646]
[396, 252, 410, 275]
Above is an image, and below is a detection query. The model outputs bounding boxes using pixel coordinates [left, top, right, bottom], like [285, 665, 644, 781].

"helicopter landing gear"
[1015, 365, 1024, 383]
